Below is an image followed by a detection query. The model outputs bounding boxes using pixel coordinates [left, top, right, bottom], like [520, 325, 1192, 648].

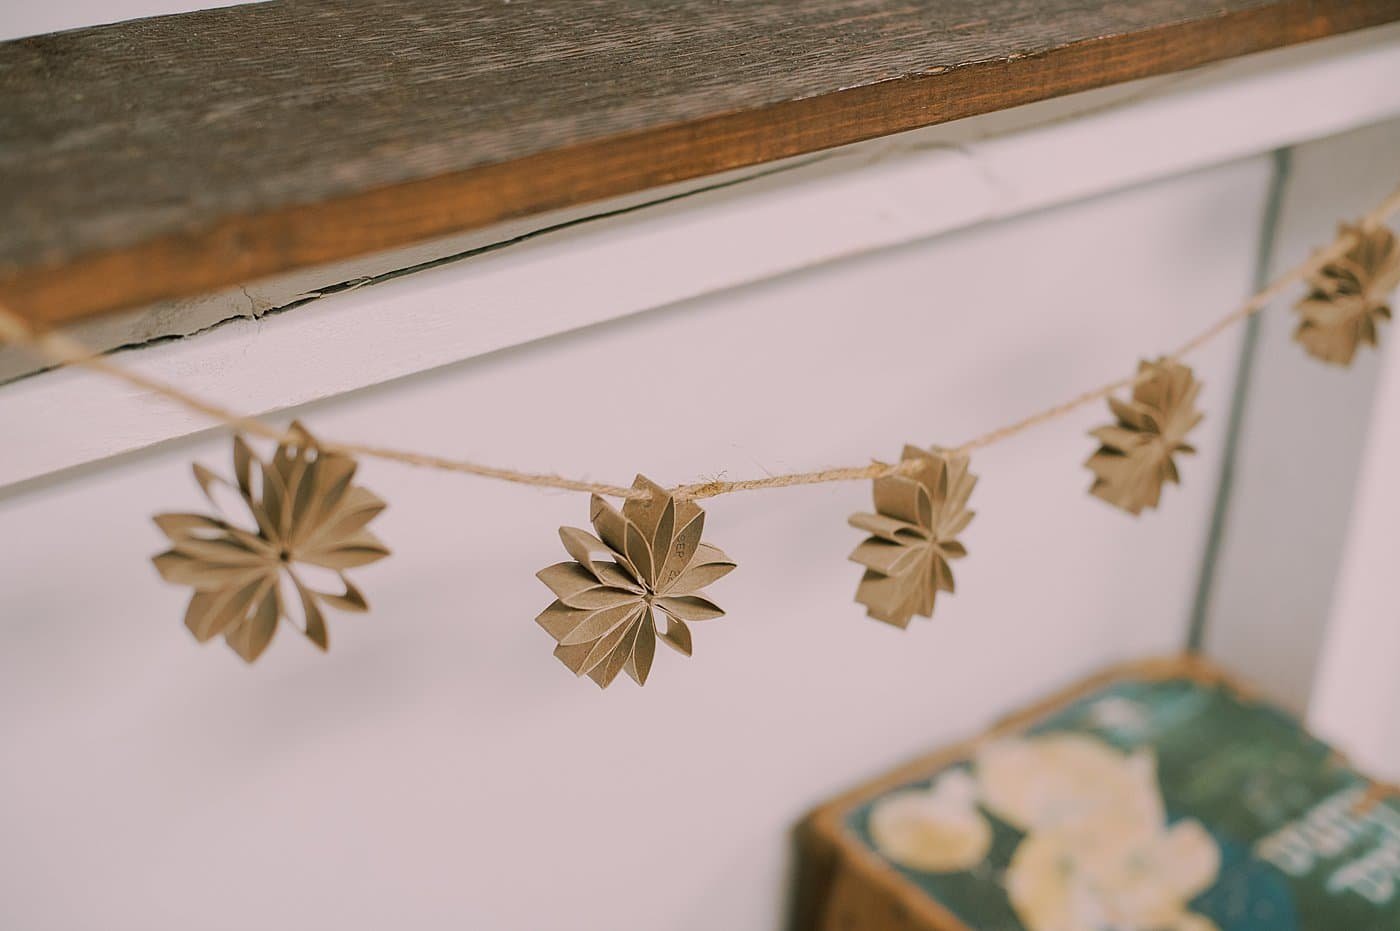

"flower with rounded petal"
[848, 446, 975, 628]
[1087, 359, 1202, 515]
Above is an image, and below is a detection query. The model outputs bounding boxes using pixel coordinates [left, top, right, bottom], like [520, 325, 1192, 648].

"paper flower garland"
[536, 475, 736, 688]
[848, 446, 976, 628]
[151, 423, 390, 662]
[1294, 224, 1399, 366]
[1086, 360, 1203, 515]
[111, 212, 1394, 672]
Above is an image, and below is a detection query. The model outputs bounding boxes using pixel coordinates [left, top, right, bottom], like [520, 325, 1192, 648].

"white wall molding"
[3, 24, 1400, 491]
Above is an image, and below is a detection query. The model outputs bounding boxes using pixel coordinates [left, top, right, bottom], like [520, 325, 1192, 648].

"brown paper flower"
[1087, 359, 1203, 515]
[848, 447, 976, 628]
[536, 475, 736, 687]
[1294, 224, 1400, 366]
[152, 423, 389, 662]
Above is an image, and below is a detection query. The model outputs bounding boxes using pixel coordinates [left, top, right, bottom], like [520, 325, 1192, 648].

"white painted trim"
[3, 25, 1400, 490]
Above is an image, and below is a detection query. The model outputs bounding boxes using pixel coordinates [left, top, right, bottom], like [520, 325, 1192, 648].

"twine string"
[2, 183, 1398, 502]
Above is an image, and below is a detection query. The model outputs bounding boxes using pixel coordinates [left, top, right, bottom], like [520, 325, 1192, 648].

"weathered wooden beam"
[2, 0, 1398, 327]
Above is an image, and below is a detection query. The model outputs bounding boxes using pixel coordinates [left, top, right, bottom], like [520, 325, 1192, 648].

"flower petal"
[224, 586, 280, 663]
[942, 508, 974, 538]
[624, 607, 657, 685]
[259, 458, 292, 544]
[292, 578, 330, 651]
[284, 452, 320, 544]
[169, 535, 270, 567]
[232, 435, 258, 500]
[558, 526, 640, 587]
[916, 571, 936, 617]
[288, 562, 344, 596]
[588, 495, 629, 556]
[298, 529, 391, 570]
[1091, 425, 1147, 454]
[316, 575, 369, 613]
[620, 474, 671, 549]
[537, 562, 641, 610]
[848, 511, 922, 544]
[153, 512, 232, 543]
[559, 526, 608, 578]
[855, 569, 922, 627]
[932, 554, 955, 594]
[558, 600, 644, 646]
[536, 599, 592, 642]
[666, 549, 736, 595]
[555, 608, 638, 677]
[184, 576, 269, 642]
[943, 465, 977, 516]
[650, 496, 677, 569]
[278, 573, 306, 630]
[295, 452, 359, 543]
[300, 483, 384, 553]
[872, 474, 930, 529]
[938, 540, 967, 560]
[593, 561, 644, 592]
[193, 462, 262, 533]
[850, 537, 925, 577]
[655, 595, 724, 623]
[625, 521, 655, 589]
[655, 508, 704, 592]
[588, 611, 644, 688]
[551, 639, 596, 676]
[657, 614, 692, 656]
[152, 550, 268, 590]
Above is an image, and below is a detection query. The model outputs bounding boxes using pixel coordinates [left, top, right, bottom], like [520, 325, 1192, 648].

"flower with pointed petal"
[152, 423, 389, 662]
[536, 475, 736, 688]
[848, 447, 975, 628]
[1295, 224, 1400, 366]
[1086, 359, 1203, 516]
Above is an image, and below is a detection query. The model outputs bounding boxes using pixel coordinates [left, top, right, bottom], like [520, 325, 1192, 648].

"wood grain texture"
[2, 0, 1398, 327]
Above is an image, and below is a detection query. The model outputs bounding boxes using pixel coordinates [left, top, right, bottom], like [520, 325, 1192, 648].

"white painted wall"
[1, 161, 1263, 930]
